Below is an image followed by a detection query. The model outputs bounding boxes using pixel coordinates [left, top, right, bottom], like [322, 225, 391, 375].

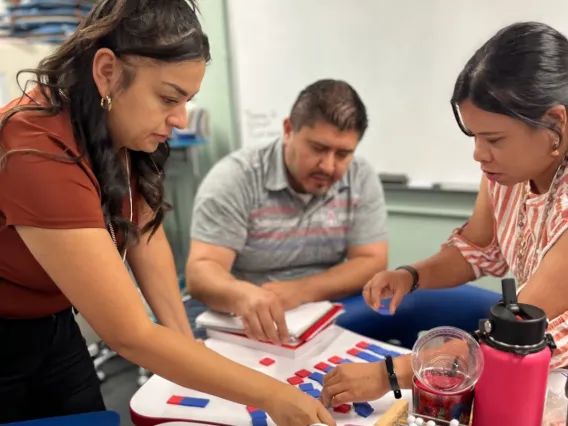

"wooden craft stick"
[374, 400, 409, 426]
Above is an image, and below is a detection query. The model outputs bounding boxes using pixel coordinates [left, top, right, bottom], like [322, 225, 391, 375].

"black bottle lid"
[480, 278, 555, 354]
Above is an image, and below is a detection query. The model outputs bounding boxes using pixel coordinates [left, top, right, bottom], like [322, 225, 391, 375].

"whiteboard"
[227, 0, 568, 189]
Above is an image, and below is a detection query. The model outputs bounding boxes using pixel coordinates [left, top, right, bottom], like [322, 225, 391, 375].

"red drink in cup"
[411, 327, 484, 424]
[412, 370, 474, 423]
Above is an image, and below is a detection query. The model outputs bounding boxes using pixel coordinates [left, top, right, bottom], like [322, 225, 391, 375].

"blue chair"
[336, 284, 501, 349]
[5, 411, 120, 426]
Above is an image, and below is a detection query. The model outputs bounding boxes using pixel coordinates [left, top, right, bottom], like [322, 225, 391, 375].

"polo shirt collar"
[265, 138, 290, 192]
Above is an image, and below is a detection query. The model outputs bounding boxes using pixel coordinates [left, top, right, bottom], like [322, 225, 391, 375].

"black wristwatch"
[385, 355, 402, 399]
[395, 265, 420, 292]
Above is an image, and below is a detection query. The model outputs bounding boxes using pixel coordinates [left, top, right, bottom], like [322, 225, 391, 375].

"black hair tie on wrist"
[385, 355, 402, 399]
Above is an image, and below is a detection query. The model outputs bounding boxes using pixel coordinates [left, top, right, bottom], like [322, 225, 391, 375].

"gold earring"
[100, 95, 112, 111]
[551, 136, 561, 156]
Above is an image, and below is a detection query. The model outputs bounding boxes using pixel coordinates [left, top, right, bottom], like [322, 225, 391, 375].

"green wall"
[164, 0, 500, 293]
[384, 188, 499, 292]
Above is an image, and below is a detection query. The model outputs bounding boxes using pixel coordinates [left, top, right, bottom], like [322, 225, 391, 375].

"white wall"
[0, 41, 56, 101]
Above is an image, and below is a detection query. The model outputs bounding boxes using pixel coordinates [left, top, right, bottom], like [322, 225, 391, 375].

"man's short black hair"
[289, 79, 368, 139]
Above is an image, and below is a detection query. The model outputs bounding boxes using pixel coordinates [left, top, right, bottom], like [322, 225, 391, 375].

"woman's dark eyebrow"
[476, 131, 504, 136]
[161, 81, 188, 97]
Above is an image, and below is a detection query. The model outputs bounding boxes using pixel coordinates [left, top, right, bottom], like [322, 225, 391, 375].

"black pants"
[0, 308, 106, 424]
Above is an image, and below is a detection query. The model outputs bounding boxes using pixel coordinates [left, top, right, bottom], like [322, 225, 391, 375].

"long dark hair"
[0, 0, 210, 252]
[451, 21, 568, 141]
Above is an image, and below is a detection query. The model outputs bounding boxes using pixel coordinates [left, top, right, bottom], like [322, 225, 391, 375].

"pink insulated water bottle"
[472, 278, 556, 426]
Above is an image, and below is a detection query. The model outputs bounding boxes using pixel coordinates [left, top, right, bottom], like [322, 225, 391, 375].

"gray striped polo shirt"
[190, 138, 388, 285]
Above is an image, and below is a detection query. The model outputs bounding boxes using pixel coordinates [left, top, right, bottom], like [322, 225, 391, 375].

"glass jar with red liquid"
[411, 326, 484, 424]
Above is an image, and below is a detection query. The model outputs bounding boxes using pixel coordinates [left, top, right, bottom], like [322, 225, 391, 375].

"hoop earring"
[551, 136, 561, 156]
[100, 95, 112, 111]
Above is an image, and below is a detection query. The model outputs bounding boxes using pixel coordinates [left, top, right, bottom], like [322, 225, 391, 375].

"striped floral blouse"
[444, 176, 568, 368]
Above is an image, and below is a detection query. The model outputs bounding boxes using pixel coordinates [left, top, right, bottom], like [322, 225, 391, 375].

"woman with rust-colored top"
[0, 1, 335, 425]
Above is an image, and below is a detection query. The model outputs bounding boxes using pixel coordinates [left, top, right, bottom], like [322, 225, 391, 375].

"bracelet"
[385, 355, 402, 399]
[395, 265, 420, 292]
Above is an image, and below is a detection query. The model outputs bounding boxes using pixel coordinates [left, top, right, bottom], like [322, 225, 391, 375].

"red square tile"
[347, 348, 360, 356]
[259, 357, 275, 366]
[328, 355, 343, 364]
[315, 362, 331, 371]
[287, 376, 304, 385]
[295, 369, 311, 378]
[167, 395, 183, 405]
[246, 406, 258, 413]
[356, 341, 370, 349]
[333, 403, 351, 413]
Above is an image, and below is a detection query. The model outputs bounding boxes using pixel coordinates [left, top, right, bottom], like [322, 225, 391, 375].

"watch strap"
[385, 355, 402, 399]
[395, 265, 419, 292]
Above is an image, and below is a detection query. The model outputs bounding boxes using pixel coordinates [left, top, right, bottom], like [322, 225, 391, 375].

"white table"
[130, 325, 412, 426]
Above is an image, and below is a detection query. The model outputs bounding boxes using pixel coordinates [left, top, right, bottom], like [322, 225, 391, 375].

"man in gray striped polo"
[186, 79, 389, 342]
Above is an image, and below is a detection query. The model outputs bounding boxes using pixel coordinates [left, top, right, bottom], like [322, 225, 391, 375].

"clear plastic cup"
[411, 326, 484, 395]
[543, 369, 568, 426]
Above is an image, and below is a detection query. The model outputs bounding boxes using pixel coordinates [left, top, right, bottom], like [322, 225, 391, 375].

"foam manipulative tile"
[179, 397, 210, 408]
[315, 362, 331, 371]
[259, 357, 275, 366]
[356, 341, 370, 349]
[249, 407, 268, 426]
[306, 389, 321, 398]
[333, 404, 351, 413]
[308, 371, 324, 385]
[287, 376, 304, 385]
[246, 406, 258, 413]
[167, 395, 183, 405]
[252, 418, 268, 426]
[338, 359, 353, 364]
[299, 383, 314, 391]
[323, 365, 334, 373]
[367, 343, 401, 357]
[353, 351, 383, 363]
[295, 368, 311, 378]
[353, 402, 374, 418]
[250, 410, 267, 419]
[363, 345, 386, 360]
[347, 348, 361, 356]
[328, 355, 343, 364]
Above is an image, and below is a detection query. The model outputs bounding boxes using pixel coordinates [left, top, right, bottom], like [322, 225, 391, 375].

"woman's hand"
[363, 269, 414, 314]
[265, 384, 336, 426]
[320, 362, 389, 406]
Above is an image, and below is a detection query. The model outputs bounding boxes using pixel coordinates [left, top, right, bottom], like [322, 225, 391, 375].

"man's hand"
[320, 362, 389, 406]
[261, 281, 305, 311]
[235, 284, 290, 344]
